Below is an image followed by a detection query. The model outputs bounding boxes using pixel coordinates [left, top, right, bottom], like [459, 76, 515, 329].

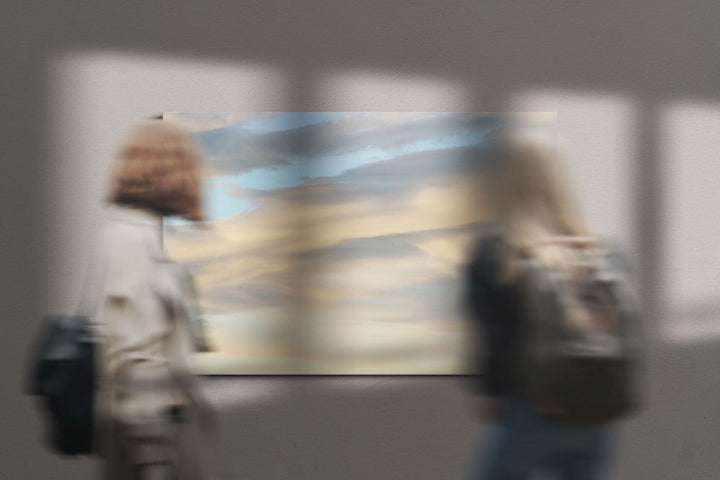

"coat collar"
[109, 205, 163, 228]
[108, 206, 173, 262]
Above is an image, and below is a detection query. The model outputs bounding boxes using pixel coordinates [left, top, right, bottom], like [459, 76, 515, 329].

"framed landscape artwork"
[162, 112, 555, 374]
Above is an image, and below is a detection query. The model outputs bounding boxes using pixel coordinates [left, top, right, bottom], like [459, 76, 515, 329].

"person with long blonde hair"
[91, 120, 214, 480]
[463, 127, 618, 479]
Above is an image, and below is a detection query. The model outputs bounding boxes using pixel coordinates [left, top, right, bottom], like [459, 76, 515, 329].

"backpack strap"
[76, 232, 112, 319]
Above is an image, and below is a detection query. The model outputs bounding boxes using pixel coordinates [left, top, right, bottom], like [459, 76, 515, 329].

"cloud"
[195, 125, 297, 177]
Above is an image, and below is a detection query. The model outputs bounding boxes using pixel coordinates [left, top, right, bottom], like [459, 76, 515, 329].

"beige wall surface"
[3, 2, 719, 479]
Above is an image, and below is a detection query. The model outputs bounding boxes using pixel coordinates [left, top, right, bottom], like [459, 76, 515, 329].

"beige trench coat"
[89, 206, 212, 480]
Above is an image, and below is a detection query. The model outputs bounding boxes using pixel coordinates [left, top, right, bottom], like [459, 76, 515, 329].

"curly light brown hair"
[109, 120, 203, 221]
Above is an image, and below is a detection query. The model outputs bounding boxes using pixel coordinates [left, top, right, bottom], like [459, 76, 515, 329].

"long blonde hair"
[485, 127, 594, 281]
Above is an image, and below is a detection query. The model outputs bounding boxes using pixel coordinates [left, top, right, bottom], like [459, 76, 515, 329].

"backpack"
[26, 241, 109, 456]
[515, 237, 643, 426]
[26, 314, 97, 455]
[25, 240, 209, 456]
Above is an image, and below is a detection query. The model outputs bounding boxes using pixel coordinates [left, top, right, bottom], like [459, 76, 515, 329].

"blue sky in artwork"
[229, 127, 492, 192]
[170, 112, 498, 222]
[239, 112, 350, 134]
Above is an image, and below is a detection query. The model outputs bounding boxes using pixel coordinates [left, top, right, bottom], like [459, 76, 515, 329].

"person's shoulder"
[99, 206, 166, 262]
[99, 215, 144, 249]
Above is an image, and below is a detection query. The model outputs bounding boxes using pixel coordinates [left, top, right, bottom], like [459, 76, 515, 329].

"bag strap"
[76, 234, 112, 319]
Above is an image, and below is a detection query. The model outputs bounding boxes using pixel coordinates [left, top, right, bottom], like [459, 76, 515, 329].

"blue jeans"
[469, 398, 614, 480]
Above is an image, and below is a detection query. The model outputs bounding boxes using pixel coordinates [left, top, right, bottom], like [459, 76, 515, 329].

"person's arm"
[172, 264, 213, 353]
[463, 238, 514, 420]
[157, 258, 220, 427]
[164, 294, 217, 430]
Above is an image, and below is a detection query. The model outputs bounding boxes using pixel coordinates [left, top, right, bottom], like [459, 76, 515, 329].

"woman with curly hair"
[92, 120, 214, 480]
